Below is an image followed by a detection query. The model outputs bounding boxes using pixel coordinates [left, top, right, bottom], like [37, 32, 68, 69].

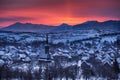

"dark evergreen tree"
[113, 58, 120, 74]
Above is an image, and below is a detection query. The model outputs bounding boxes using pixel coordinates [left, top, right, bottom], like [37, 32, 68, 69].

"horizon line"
[0, 19, 120, 28]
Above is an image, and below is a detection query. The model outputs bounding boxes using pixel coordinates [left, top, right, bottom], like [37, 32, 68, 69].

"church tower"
[45, 33, 51, 60]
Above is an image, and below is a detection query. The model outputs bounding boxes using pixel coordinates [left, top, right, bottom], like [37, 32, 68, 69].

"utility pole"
[113, 37, 120, 75]
[117, 37, 120, 55]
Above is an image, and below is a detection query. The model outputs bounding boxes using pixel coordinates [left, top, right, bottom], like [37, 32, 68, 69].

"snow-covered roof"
[0, 59, 5, 67]
[19, 54, 26, 58]
[81, 56, 90, 61]
[22, 57, 31, 62]
[53, 52, 71, 58]
[0, 51, 4, 56]
[39, 53, 48, 59]
[117, 58, 120, 64]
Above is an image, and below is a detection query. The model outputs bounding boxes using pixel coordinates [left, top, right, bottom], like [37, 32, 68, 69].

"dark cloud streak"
[0, 16, 35, 23]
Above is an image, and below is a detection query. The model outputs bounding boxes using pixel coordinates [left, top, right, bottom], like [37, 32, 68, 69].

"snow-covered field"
[0, 30, 120, 80]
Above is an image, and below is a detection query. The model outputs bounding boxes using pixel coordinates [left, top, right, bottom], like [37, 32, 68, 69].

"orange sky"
[0, 0, 120, 27]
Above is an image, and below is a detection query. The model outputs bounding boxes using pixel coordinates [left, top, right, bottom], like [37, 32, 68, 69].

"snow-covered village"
[0, 29, 120, 80]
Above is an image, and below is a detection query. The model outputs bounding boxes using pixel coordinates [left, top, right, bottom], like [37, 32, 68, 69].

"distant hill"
[0, 20, 120, 32]
[0, 22, 56, 32]
[73, 20, 120, 31]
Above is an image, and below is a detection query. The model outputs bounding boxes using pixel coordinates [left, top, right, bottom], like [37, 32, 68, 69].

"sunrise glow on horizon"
[0, 0, 120, 27]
